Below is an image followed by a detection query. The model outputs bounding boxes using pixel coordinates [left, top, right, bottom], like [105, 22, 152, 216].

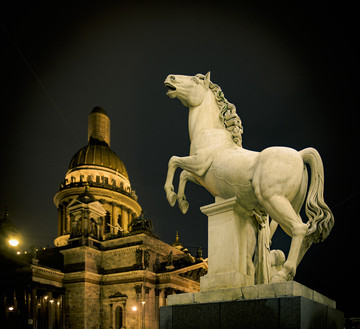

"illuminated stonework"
[54, 107, 141, 246]
[2, 107, 207, 329]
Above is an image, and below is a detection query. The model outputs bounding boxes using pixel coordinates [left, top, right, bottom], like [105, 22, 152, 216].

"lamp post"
[1, 209, 21, 253]
[8, 238, 19, 247]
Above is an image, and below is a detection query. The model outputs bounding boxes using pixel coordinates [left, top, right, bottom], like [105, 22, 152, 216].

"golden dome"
[68, 140, 128, 178]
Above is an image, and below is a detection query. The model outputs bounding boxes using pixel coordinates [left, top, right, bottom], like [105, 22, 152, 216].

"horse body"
[164, 72, 334, 282]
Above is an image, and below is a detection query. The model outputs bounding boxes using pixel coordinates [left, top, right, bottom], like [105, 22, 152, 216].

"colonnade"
[1, 286, 65, 329]
[57, 202, 138, 238]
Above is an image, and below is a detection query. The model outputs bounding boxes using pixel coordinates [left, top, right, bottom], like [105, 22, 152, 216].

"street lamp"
[8, 239, 19, 247]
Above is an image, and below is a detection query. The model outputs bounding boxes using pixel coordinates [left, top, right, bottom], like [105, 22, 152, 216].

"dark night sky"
[1, 1, 359, 316]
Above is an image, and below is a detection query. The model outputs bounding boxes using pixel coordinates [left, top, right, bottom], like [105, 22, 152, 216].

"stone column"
[111, 203, 116, 234]
[81, 211, 85, 236]
[116, 206, 124, 229]
[121, 207, 129, 233]
[113, 204, 119, 230]
[31, 288, 37, 328]
[63, 207, 67, 235]
[199, 197, 256, 291]
[65, 209, 70, 234]
[100, 216, 105, 240]
[159, 290, 166, 307]
[129, 211, 134, 230]
[57, 206, 62, 236]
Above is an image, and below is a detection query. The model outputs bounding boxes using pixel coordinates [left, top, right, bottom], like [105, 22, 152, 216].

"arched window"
[115, 306, 123, 329]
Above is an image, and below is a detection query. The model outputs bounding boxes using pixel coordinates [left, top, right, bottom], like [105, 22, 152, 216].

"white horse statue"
[164, 72, 334, 282]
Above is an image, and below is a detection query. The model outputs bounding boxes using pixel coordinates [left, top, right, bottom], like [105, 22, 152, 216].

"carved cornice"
[103, 245, 139, 255]
[31, 265, 64, 279]
[54, 186, 141, 215]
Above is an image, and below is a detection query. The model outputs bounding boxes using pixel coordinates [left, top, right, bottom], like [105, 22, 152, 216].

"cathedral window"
[115, 306, 124, 329]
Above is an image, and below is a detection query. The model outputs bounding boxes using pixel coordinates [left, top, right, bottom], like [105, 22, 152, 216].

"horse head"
[164, 72, 211, 107]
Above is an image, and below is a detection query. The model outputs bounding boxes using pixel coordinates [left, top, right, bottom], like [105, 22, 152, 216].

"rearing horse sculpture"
[164, 72, 334, 282]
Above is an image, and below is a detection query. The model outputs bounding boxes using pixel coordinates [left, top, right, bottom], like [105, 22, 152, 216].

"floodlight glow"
[8, 239, 19, 247]
[132, 306, 137, 311]
[8, 307, 14, 311]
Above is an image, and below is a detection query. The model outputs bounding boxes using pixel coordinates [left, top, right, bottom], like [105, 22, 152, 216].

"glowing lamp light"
[141, 301, 146, 305]
[132, 306, 137, 312]
[8, 239, 19, 247]
[8, 306, 14, 311]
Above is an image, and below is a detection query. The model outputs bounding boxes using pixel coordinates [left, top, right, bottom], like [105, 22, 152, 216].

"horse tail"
[300, 147, 334, 243]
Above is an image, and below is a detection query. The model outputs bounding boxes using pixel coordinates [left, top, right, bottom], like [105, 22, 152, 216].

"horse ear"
[204, 71, 211, 89]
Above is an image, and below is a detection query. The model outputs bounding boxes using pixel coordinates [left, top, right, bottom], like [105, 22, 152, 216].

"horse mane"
[196, 74, 243, 147]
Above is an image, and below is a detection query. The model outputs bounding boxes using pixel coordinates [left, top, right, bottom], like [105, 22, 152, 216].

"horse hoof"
[179, 200, 189, 214]
[271, 264, 295, 283]
[270, 274, 287, 283]
[167, 192, 177, 207]
[270, 268, 290, 283]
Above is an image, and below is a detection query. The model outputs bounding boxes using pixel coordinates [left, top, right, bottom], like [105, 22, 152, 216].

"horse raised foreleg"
[177, 170, 200, 214]
[165, 155, 211, 208]
[164, 156, 180, 207]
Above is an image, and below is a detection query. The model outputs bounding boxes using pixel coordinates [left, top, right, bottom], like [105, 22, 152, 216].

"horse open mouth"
[165, 82, 176, 94]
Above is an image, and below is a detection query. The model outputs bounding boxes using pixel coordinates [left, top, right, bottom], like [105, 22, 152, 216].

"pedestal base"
[167, 281, 335, 308]
[199, 197, 257, 291]
[160, 282, 344, 329]
[160, 296, 343, 329]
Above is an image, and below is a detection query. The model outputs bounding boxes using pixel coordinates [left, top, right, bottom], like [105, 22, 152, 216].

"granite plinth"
[161, 281, 343, 329]
[167, 281, 336, 308]
[160, 295, 344, 329]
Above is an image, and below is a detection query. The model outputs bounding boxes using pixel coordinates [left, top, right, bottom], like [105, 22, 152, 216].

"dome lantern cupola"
[88, 106, 111, 147]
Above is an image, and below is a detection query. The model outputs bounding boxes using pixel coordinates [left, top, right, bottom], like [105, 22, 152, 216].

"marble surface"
[167, 281, 336, 309]
[164, 72, 334, 284]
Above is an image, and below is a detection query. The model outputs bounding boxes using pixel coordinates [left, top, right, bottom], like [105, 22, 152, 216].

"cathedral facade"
[54, 107, 207, 329]
[1, 107, 207, 329]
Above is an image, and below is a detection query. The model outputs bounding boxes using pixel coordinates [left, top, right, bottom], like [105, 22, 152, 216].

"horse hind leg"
[259, 194, 308, 282]
[290, 167, 314, 268]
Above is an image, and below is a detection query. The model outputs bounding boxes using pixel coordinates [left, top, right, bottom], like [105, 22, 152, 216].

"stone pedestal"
[199, 197, 255, 291]
[161, 282, 343, 329]
[160, 295, 344, 329]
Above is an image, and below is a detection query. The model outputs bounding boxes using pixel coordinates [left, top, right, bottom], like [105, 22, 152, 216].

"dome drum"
[61, 165, 137, 201]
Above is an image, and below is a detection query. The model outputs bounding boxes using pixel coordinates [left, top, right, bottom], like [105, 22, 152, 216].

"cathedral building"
[0, 107, 207, 329]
